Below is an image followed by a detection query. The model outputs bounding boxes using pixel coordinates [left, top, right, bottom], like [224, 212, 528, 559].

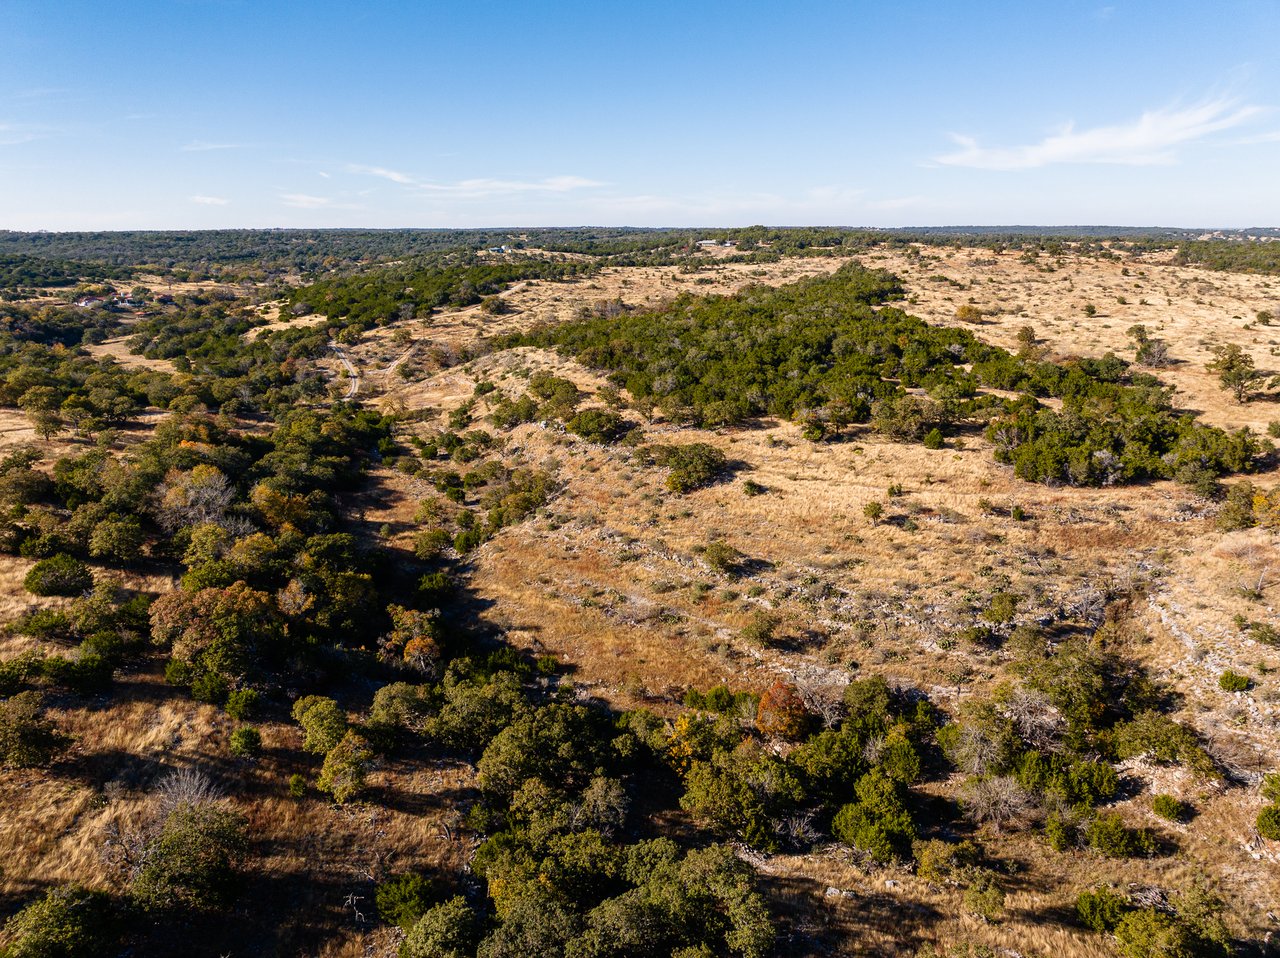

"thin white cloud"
[0, 122, 51, 145]
[348, 164, 415, 184]
[279, 193, 332, 209]
[190, 194, 229, 206]
[1235, 129, 1280, 145]
[5, 87, 66, 100]
[867, 195, 928, 211]
[581, 185, 924, 220]
[347, 164, 603, 198]
[801, 186, 865, 206]
[181, 140, 241, 152]
[437, 175, 604, 196]
[935, 97, 1262, 170]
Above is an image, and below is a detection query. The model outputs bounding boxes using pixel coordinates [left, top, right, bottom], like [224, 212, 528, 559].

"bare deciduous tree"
[962, 775, 1035, 832]
[999, 688, 1063, 751]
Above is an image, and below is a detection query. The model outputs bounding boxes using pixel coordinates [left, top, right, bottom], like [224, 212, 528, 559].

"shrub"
[369, 682, 432, 736]
[0, 652, 41, 697]
[129, 803, 248, 911]
[1263, 772, 1280, 804]
[1113, 909, 1193, 958]
[739, 611, 778, 647]
[317, 730, 374, 804]
[567, 408, 628, 443]
[1151, 794, 1190, 822]
[741, 479, 765, 496]
[1076, 886, 1130, 932]
[683, 684, 757, 715]
[831, 770, 915, 862]
[12, 608, 71, 641]
[414, 528, 452, 559]
[755, 681, 812, 740]
[962, 775, 1034, 831]
[1043, 812, 1078, 851]
[1250, 622, 1278, 646]
[923, 428, 945, 450]
[871, 394, 946, 443]
[376, 872, 440, 929]
[0, 690, 68, 767]
[40, 651, 113, 695]
[702, 540, 743, 576]
[229, 726, 262, 758]
[982, 592, 1020, 625]
[678, 751, 793, 850]
[400, 896, 477, 958]
[1257, 805, 1280, 841]
[912, 838, 980, 884]
[1217, 670, 1250, 692]
[287, 774, 307, 799]
[291, 695, 349, 754]
[1085, 813, 1155, 858]
[23, 554, 93, 597]
[190, 670, 229, 705]
[1113, 711, 1217, 779]
[87, 516, 143, 565]
[1215, 482, 1256, 530]
[642, 443, 727, 493]
[224, 688, 259, 720]
[863, 501, 883, 525]
[963, 871, 1005, 921]
[0, 884, 122, 958]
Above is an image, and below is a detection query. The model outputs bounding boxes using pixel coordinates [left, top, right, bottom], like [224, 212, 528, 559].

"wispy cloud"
[935, 97, 1262, 170]
[431, 175, 603, 196]
[190, 194, 229, 206]
[4, 87, 66, 100]
[347, 164, 603, 198]
[867, 195, 928, 211]
[581, 185, 906, 219]
[0, 122, 52, 145]
[800, 186, 865, 206]
[348, 164, 415, 184]
[181, 140, 241, 152]
[1235, 129, 1280, 145]
[279, 193, 332, 209]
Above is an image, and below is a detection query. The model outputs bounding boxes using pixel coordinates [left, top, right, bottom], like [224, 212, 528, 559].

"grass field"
[3, 243, 1278, 955]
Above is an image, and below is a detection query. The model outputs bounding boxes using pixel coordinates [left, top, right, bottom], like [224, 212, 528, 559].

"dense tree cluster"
[286, 253, 592, 331]
[512, 263, 1268, 487]
[1174, 239, 1280, 275]
[0, 253, 130, 292]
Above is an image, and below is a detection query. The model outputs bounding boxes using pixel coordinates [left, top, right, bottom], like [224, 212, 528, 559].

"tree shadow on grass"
[764, 870, 943, 957]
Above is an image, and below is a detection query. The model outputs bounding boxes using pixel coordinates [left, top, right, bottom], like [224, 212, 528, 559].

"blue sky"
[2, 0, 1279, 229]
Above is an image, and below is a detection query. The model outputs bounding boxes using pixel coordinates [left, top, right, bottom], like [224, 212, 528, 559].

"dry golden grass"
[350, 247, 1280, 947]
[868, 245, 1280, 435]
[243, 310, 329, 342]
[4, 247, 1279, 953]
[82, 334, 176, 372]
